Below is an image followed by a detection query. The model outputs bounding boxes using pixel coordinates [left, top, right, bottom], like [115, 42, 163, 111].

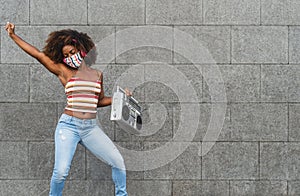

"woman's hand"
[124, 88, 133, 97]
[5, 22, 15, 37]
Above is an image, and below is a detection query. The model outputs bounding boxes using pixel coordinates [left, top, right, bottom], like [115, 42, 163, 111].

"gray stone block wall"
[0, 0, 299, 195]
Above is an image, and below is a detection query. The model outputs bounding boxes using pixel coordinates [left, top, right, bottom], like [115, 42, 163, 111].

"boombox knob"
[122, 105, 130, 121]
[136, 115, 142, 130]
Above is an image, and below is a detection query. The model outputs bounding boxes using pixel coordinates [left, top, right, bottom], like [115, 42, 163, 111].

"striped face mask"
[63, 52, 83, 69]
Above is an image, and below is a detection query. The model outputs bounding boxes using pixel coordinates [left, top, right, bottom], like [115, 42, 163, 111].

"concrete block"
[288, 181, 300, 196]
[262, 0, 300, 25]
[289, 27, 300, 64]
[127, 180, 171, 196]
[0, 103, 56, 140]
[230, 180, 287, 195]
[63, 180, 88, 196]
[173, 103, 231, 142]
[145, 64, 202, 102]
[30, 0, 87, 24]
[0, 0, 29, 25]
[87, 180, 114, 196]
[146, 0, 202, 24]
[289, 104, 300, 141]
[115, 26, 172, 64]
[232, 26, 288, 63]
[260, 142, 300, 180]
[203, 65, 260, 102]
[0, 180, 49, 196]
[88, 0, 144, 25]
[0, 64, 29, 102]
[0, 142, 28, 179]
[261, 65, 300, 102]
[203, 0, 260, 25]
[30, 65, 66, 102]
[202, 142, 259, 179]
[144, 142, 201, 179]
[28, 142, 86, 179]
[173, 180, 229, 196]
[221, 104, 288, 141]
[173, 65, 202, 101]
[174, 26, 230, 64]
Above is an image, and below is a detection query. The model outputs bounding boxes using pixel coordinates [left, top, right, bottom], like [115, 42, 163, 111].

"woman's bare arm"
[97, 71, 112, 107]
[5, 22, 62, 76]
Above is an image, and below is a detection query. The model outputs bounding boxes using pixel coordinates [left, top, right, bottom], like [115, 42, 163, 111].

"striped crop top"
[65, 77, 101, 113]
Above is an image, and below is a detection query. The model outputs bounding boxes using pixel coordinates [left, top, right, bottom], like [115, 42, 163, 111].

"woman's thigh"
[81, 125, 125, 170]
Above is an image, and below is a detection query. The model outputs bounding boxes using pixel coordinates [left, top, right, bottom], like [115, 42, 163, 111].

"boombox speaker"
[110, 86, 142, 134]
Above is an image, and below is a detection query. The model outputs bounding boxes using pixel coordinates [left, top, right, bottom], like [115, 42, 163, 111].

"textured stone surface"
[0, 0, 29, 25]
[289, 27, 300, 64]
[288, 181, 300, 196]
[116, 26, 172, 64]
[173, 180, 229, 196]
[0, 103, 56, 140]
[219, 103, 288, 141]
[289, 104, 300, 141]
[173, 103, 231, 142]
[0, 64, 29, 102]
[262, 0, 300, 25]
[203, 65, 260, 103]
[1, 1, 299, 195]
[127, 180, 172, 196]
[30, 0, 87, 24]
[144, 142, 201, 179]
[174, 26, 230, 64]
[0, 142, 28, 179]
[89, 0, 144, 25]
[146, 0, 202, 25]
[261, 65, 300, 102]
[30, 65, 65, 102]
[230, 180, 287, 195]
[203, 0, 260, 25]
[260, 142, 300, 180]
[0, 180, 50, 196]
[202, 142, 259, 179]
[232, 26, 288, 63]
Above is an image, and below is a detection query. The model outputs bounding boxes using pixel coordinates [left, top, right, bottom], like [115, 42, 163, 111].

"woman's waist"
[63, 109, 97, 121]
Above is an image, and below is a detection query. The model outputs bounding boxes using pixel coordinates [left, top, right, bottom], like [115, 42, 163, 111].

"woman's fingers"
[124, 88, 133, 96]
[5, 22, 14, 34]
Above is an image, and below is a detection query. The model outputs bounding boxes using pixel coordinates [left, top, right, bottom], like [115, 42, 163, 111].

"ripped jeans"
[49, 114, 127, 196]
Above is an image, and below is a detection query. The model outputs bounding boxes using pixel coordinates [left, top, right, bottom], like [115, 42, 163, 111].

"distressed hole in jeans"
[59, 130, 66, 141]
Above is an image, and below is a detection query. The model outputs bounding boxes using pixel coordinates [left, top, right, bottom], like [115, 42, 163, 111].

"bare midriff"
[64, 109, 97, 119]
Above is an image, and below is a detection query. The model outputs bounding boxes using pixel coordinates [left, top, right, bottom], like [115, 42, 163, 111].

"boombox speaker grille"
[122, 105, 130, 121]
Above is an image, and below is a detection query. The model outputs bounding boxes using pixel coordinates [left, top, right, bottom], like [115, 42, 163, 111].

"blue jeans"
[49, 114, 127, 196]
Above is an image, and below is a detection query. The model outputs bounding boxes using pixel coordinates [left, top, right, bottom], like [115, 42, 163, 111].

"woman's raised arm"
[5, 22, 62, 76]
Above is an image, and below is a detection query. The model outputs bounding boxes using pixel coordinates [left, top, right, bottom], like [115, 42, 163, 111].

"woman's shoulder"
[89, 68, 103, 80]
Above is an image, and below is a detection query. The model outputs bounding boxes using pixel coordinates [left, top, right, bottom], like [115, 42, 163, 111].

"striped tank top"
[65, 77, 101, 113]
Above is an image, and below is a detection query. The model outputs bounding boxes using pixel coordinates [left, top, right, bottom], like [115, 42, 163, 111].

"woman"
[5, 22, 129, 196]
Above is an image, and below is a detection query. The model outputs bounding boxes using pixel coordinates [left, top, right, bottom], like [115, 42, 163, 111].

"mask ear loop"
[80, 51, 87, 58]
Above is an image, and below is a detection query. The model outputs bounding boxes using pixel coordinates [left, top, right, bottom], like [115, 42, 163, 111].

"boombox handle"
[116, 86, 139, 104]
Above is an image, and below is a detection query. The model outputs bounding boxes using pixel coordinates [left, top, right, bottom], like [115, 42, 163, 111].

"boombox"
[110, 86, 142, 134]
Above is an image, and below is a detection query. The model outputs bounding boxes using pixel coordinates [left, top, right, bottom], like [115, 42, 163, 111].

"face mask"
[63, 52, 83, 68]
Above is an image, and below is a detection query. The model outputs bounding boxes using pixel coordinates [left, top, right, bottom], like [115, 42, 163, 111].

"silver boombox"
[110, 86, 142, 134]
